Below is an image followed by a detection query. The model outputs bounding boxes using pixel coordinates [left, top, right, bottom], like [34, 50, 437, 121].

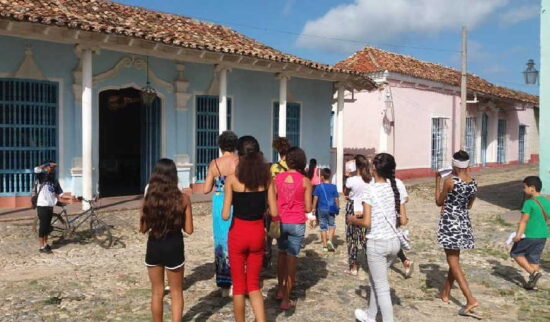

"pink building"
[334, 47, 539, 179]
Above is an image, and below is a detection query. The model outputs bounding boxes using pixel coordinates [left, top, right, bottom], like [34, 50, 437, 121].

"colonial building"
[334, 47, 539, 179]
[0, 0, 374, 207]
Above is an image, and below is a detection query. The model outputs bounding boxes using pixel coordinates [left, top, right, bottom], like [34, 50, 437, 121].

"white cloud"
[296, 0, 510, 52]
[499, 5, 539, 25]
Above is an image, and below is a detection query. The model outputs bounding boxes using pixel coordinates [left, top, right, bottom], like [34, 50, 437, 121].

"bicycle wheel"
[90, 216, 113, 248]
[33, 213, 68, 239]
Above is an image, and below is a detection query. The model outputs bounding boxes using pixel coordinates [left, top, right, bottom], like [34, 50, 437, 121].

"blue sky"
[118, 0, 540, 95]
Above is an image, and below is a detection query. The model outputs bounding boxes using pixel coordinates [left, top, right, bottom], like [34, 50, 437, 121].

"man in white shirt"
[33, 161, 69, 254]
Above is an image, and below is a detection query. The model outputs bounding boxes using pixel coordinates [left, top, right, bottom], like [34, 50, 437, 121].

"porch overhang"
[0, 19, 375, 91]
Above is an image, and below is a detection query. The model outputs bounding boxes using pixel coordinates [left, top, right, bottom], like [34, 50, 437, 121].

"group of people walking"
[32, 131, 548, 322]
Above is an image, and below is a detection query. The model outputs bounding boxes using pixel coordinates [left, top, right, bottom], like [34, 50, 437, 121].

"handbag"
[268, 218, 281, 239]
[372, 188, 411, 251]
[320, 184, 339, 215]
[31, 181, 45, 209]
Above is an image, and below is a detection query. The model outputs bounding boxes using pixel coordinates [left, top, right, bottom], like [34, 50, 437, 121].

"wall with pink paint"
[342, 88, 384, 153]
[389, 83, 459, 170]
[342, 79, 539, 175]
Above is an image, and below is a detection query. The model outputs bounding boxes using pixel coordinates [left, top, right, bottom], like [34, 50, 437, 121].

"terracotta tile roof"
[334, 47, 538, 105]
[0, 0, 374, 85]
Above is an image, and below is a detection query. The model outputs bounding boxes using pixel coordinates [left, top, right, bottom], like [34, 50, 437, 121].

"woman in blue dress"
[203, 131, 239, 296]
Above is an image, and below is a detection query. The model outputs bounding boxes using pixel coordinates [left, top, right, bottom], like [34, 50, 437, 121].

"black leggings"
[397, 249, 408, 263]
[37, 206, 53, 238]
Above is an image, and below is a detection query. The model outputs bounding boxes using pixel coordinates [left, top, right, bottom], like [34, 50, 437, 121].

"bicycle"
[32, 197, 114, 248]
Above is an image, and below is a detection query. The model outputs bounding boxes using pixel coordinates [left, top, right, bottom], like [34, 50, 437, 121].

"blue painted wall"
[0, 35, 333, 196]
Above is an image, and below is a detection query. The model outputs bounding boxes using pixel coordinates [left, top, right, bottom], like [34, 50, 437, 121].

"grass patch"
[494, 215, 513, 227]
[44, 296, 62, 305]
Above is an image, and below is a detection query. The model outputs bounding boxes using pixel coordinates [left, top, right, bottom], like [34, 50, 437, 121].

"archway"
[98, 87, 160, 197]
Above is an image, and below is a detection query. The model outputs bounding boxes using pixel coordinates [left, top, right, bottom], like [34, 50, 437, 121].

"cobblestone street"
[1, 164, 549, 321]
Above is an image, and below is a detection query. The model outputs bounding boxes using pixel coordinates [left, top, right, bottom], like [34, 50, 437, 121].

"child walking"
[312, 168, 339, 252]
[510, 176, 549, 290]
[141, 159, 194, 322]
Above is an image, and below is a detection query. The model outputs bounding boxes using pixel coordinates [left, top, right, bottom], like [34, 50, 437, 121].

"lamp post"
[141, 56, 157, 107]
[523, 59, 539, 85]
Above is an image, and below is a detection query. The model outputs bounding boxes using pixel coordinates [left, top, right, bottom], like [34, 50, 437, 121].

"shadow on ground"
[182, 288, 231, 321]
[184, 263, 216, 291]
[487, 259, 525, 287]
[265, 249, 328, 320]
[419, 263, 462, 306]
[476, 180, 525, 210]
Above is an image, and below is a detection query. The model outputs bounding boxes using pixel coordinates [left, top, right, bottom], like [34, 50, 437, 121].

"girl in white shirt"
[344, 155, 371, 276]
[348, 153, 408, 322]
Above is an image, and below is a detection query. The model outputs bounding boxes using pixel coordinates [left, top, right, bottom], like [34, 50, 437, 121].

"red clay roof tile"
[335, 47, 538, 105]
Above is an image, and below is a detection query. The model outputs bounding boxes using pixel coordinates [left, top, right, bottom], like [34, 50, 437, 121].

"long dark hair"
[141, 159, 185, 238]
[354, 155, 371, 183]
[373, 153, 400, 216]
[236, 136, 270, 190]
[306, 158, 317, 179]
[286, 147, 307, 175]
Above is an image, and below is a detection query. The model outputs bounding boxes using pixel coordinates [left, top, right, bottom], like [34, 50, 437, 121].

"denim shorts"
[277, 223, 306, 256]
[510, 238, 547, 264]
[317, 209, 336, 232]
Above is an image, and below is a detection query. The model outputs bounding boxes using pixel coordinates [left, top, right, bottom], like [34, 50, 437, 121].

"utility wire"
[187, 14, 461, 53]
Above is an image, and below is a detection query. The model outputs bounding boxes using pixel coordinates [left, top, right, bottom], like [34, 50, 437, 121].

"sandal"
[344, 269, 358, 276]
[280, 300, 295, 310]
[458, 303, 481, 320]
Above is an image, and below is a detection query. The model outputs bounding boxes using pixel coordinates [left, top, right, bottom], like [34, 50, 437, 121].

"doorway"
[99, 88, 160, 197]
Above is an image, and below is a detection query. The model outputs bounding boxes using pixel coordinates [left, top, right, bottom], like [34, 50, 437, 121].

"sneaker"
[39, 245, 52, 254]
[323, 246, 328, 252]
[525, 271, 542, 290]
[354, 309, 371, 322]
[326, 240, 335, 252]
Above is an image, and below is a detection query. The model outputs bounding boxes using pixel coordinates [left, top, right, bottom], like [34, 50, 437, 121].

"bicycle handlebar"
[77, 196, 98, 205]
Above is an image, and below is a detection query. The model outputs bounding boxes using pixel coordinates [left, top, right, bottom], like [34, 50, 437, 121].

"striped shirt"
[361, 179, 407, 240]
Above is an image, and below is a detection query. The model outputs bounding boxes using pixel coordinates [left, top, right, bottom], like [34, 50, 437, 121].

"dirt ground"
[1, 164, 548, 321]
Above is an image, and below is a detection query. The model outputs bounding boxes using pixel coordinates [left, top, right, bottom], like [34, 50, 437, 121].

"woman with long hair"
[306, 158, 321, 186]
[269, 147, 313, 310]
[203, 131, 239, 296]
[348, 153, 408, 322]
[436, 150, 479, 316]
[343, 154, 371, 275]
[141, 159, 194, 322]
[222, 135, 271, 322]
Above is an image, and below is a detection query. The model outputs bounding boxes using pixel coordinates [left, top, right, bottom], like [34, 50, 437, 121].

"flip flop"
[458, 304, 482, 320]
[344, 269, 358, 276]
[280, 300, 295, 310]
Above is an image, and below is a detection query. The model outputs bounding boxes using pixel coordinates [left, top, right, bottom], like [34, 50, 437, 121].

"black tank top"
[232, 191, 267, 221]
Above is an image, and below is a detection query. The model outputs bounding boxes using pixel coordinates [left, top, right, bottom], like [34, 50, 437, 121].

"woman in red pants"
[222, 135, 273, 322]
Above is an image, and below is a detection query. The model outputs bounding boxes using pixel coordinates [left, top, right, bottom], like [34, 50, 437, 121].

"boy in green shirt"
[510, 176, 549, 290]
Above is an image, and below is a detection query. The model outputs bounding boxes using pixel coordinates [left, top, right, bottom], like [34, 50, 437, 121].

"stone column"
[277, 74, 289, 139]
[218, 66, 228, 134]
[336, 83, 345, 192]
[81, 48, 93, 209]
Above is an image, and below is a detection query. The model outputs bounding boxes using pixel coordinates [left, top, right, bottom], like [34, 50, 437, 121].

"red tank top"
[275, 171, 306, 224]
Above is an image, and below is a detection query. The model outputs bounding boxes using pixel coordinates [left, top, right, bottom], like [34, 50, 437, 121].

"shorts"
[277, 223, 305, 257]
[510, 238, 547, 264]
[317, 209, 336, 232]
[145, 231, 185, 270]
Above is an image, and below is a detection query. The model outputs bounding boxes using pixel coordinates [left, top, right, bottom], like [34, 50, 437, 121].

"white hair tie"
[452, 158, 470, 168]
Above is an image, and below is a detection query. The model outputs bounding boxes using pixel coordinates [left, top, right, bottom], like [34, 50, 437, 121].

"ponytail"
[354, 155, 372, 183]
[373, 153, 400, 222]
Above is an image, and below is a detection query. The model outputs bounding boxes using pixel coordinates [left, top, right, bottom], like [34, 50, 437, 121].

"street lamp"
[523, 59, 539, 85]
[141, 56, 157, 107]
